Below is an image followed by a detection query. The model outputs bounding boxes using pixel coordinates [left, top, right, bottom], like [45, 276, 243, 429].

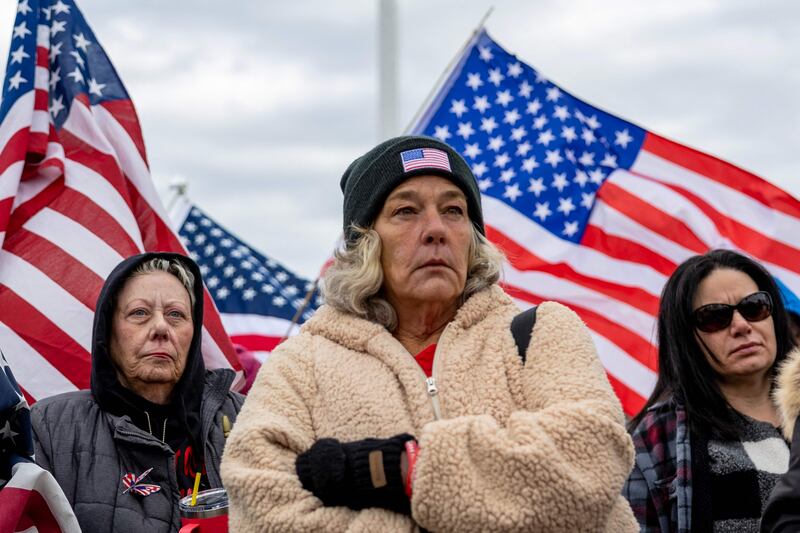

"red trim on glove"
[404, 440, 419, 499]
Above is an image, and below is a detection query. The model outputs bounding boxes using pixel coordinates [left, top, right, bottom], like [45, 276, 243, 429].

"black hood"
[90, 252, 206, 444]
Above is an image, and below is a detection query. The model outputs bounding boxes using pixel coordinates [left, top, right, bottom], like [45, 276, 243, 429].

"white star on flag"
[557, 197, 576, 215]
[480, 117, 498, 134]
[463, 143, 482, 159]
[49, 95, 65, 116]
[544, 149, 563, 167]
[50, 19, 66, 37]
[552, 173, 569, 192]
[66, 67, 84, 84]
[472, 95, 490, 113]
[73, 32, 91, 52]
[433, 125, 451, 141]
[17, 0, 32, 14]
[528, 177, 546, 196]
[88, 78, 106, 97]
[13, 21, 31, 39]
[533, 201, 552, 221]
[456, 122, 475, 139]
[507, 62, 523, 77]
[615, 129, 633, 148]
[562, 220, 579, 237]
[69, 50, 84, 68]
[466, 73, 483, 90]
[503, 184, 522, 202]
[52, 0, 71, 14]
[450, 99, 467, 117]
[10, 45, 29, 64]
[7, 71, 26, 90]
[0, 420, 19, 442]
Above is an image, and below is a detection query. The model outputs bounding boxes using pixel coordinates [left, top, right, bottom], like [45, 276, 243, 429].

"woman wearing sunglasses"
[623, 249, 795, 532]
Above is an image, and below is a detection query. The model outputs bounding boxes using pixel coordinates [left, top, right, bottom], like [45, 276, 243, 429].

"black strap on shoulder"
[510, 306, 537, 364]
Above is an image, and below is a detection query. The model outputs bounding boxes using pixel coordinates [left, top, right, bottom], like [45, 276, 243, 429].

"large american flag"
[0, 351, 80, 532]
[0, 0, 241, 402]
[171, 195, 322, 363]
[411, 30, 800, 416]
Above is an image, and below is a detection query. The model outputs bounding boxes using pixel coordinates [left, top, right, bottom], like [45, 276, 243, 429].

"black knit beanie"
[340, 135, 485, 243]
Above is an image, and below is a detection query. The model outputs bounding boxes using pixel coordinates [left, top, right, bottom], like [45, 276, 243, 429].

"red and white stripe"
[486, 131, 800, 415]
[0, 22, 242, 402]
[0, 462, 81, 533]
[223, 314, 299, 363]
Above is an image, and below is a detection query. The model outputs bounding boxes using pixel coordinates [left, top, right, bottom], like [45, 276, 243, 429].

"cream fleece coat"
[774, 348, 800, 440]
[221, 286, 637, 532]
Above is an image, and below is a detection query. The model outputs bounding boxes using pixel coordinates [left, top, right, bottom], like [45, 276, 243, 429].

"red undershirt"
[414, 344, 436, 377]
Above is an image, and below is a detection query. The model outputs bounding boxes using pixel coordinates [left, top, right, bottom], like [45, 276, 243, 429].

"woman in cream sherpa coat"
[221, 136, 637, 532]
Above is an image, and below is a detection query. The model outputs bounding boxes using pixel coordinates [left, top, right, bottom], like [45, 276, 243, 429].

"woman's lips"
[420, 259, 448, 268]
[730, 342, 760, 357]
[145, 352, 172, 360]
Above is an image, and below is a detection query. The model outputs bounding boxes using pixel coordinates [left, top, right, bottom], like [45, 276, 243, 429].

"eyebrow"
[385, 189, 467, 203]
[121, 298, 190, 309]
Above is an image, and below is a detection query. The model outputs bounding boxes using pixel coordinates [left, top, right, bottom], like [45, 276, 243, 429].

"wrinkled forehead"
[383, 174, 468, 204]
[115, 270, 192, 308]
[692, 267, 759, 308]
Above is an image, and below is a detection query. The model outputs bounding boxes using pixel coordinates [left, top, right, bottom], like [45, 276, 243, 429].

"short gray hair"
[130, 257, 196, 309]
[322, 224, 504, 330]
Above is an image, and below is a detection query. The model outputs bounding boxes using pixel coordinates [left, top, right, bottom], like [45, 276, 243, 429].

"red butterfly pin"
[122, 468, 161, 496]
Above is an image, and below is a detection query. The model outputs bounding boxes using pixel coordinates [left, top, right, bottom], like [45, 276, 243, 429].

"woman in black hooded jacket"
[30, 252, 243, 532]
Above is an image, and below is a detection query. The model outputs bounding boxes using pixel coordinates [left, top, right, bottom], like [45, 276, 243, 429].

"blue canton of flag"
[0, 350, 81, 530]
[414, 30, 644, 243]
[1, 0, 128, 130]
[0, 350, 32, 481]
[176, 202, 322, 359]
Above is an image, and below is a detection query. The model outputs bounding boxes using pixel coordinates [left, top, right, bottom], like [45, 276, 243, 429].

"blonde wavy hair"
[322, 224, 504, 330]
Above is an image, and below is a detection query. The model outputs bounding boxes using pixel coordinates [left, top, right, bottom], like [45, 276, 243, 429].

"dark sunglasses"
[692, 291, 773, 333]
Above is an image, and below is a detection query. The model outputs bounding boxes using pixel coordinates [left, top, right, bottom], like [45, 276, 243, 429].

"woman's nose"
[150, 312, 170, 338]
[422, 211, 447, 244]
[729, 310, 752, 334]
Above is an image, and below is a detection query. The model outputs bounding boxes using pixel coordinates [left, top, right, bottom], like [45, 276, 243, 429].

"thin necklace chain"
[144, 411, 167, 442]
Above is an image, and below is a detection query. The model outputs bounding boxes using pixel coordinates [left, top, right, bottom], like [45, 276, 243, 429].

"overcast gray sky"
[1, 1, 798, 278]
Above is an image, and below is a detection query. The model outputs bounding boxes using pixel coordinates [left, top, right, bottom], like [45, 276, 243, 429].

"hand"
[295, 433, 415, 514]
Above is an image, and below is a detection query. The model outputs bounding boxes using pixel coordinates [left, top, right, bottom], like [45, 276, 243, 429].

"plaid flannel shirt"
[622, 398, 692, 533]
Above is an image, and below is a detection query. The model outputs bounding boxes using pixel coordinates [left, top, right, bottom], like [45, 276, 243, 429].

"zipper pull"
[425, 377, 438, 396]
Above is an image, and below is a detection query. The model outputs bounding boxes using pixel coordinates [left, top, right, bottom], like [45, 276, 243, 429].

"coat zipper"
[424, 338, 444, 421]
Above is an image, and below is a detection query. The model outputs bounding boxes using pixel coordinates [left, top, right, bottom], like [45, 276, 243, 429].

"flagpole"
[165, 177, 188, 212]
[403, 6, 494, 134]
[378, 0, 398, 140]
[281, 278, 319, 342]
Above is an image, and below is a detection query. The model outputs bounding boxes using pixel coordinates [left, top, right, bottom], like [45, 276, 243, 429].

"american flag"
[401, 148, 452, 173]
[410, 30, 800, 416]
[0, 351, 81, 532]
[0, 0, 242, 403]
[171, 195, 322, 362]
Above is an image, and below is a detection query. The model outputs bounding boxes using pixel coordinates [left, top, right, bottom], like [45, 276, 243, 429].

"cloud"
[0, 0, 798, 277]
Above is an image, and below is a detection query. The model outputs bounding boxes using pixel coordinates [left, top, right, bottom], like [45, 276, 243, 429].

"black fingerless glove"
[295, 433, 415, 514]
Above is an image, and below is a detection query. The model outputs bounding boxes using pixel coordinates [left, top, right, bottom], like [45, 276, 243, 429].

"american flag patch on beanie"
[400, 148, 451, 173]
